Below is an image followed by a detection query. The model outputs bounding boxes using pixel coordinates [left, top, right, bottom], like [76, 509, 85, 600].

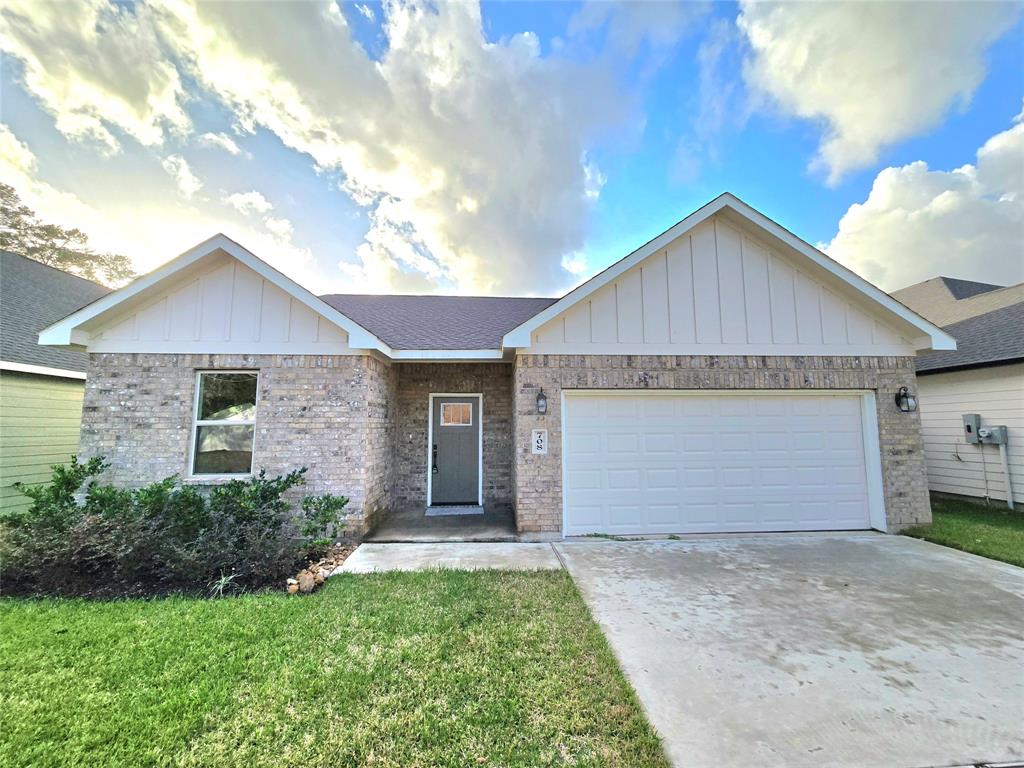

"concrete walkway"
[337, 542, 562, 573]
[365, 505, 518, 543]
[555, 534, 1024, 768]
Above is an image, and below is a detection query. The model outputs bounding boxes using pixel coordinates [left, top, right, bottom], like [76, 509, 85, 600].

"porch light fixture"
[895, 386, 918, 413]
[536, 388, 548, 415]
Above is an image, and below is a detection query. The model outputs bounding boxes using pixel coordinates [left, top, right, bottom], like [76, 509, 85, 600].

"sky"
[0, 0, 1021, 297]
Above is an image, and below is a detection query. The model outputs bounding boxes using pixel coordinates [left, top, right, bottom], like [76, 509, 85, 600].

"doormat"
[425, 505, 485, 517]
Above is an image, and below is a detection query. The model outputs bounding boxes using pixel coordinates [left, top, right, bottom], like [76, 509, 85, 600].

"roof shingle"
[1, 251, 110, 372]
[916, 301, 1024, 374]
[318, 294, 557, 350]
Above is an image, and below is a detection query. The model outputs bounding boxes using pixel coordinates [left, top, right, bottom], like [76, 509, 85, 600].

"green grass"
[903, 496, 1024, 567]
[0, 570, 668, 768]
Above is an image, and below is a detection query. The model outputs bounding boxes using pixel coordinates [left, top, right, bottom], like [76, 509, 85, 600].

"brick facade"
[512, 354, 931, 534]
[393, 363, 513, 507]
[80, 353, 396, 533]
[80, 352, 930, 538]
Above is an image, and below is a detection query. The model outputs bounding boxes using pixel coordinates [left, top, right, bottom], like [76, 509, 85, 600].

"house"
[892, 275, 1024, 326]
[38, 194, 954, 537]
[893, 277, 1023, 507]
[0, 251, 110, 511]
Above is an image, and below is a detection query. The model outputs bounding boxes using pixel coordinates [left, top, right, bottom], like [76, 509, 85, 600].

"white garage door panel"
[563, 393, 873, 535]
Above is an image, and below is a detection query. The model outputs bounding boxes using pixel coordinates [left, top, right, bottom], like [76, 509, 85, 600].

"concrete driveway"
[555, 534, 1024, 768]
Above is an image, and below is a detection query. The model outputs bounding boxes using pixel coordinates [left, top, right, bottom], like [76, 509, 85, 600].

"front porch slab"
[337, 543, 563, 573]
[366, 504, 517, 542]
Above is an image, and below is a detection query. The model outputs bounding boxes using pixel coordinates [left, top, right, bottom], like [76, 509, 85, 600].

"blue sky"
[1, 1, 1021, 295]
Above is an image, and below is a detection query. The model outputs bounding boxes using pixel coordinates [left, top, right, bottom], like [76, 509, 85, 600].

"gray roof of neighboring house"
[1, 251, 110, 373]
[319, 293, 558, 350]
[916, 301, 1024, 374]
[938, 276, 1003, 300]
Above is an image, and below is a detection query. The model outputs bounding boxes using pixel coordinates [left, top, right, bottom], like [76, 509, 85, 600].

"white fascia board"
[389, 349, 505, 361]
[37, 234, 393, 355]
[0, 360, 87, 379]
[502, 193, 957, 353]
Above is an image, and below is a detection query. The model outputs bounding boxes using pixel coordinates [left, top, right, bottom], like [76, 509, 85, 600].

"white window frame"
[189, 370, 259, 478]
[440, 401, 473, 427]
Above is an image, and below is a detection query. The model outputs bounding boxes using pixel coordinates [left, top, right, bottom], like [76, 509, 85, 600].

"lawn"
[903, 496, 1024, 568]
[0, 570, 667, 768]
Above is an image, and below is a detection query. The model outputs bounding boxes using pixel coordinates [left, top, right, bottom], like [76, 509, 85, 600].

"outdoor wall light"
[895, 386, 918, 413]
[536, 388, 548, 415]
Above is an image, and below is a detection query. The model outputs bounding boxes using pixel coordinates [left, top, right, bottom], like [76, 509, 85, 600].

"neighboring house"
[895, 277, 1023, 507]
[39, 194, 954, 537]
[892, 275, 1024, 326]
[0, 251, 110, 511]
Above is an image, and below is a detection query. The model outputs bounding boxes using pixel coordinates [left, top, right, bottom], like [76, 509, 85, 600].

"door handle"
[432, 444, 439, 474]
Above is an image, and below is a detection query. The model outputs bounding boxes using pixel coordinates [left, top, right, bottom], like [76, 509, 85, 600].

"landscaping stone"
[287, 543, 355, 594]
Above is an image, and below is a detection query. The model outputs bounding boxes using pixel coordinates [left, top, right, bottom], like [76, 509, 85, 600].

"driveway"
[555, 534, 1024, 768]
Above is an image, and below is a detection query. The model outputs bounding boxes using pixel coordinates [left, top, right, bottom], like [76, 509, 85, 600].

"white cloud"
[198, 131, 243, 156]
[568, 1, 707, 55]
[0, 123, 323, 287]
[560, 252, 589, 276]
[0, 0, 189, 151]
[225, 190, 273, 215]
[149, 0, 628, 294]
[265, 216, 293, 239]
[738, 1, 1020, 184]
[161, 154, 202, 199]
[354, 4, 374, 23]
[824, 109, 1024, 291]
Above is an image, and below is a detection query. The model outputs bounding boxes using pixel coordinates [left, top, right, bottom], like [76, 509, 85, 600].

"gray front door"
[431, 396, 480, 505]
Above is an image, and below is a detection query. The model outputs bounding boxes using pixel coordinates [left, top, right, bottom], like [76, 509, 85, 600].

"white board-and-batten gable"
[506, 194, 955, 356]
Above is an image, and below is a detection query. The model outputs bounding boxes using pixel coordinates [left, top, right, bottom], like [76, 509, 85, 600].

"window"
[192, 372, 258, 475]
[440, 402, 472, 426]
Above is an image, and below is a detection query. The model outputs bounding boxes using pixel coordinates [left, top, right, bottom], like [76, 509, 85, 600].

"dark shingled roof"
[1, 251, 110, 373]
[916, 301, 1024, 374]
[939, 276, 1003, 300]
[319, 293, 558, 350]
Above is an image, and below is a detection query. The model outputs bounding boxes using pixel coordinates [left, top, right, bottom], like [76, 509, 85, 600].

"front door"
[430, 395, 481, 505]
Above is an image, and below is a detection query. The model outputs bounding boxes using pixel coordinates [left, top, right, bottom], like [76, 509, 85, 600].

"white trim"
[560, 388, 888, 536]
[525, 342, 916, 357]
[426, 393, 483, 507]
[860, 390, 888, 532]
[87, 340, 364, 355]
[188, 369, 260, 479]
[38, 234, 392, 355]
[0, 360, 86, 380]
[390, 349, 505, 360]
[503, 193, 955, 352]
[84, 340, 509, 360]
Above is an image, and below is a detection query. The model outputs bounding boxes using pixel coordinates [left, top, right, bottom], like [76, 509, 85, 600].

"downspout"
[998, 443, 1015, 510]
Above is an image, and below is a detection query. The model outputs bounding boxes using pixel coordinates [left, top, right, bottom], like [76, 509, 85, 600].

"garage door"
[563, 392, 875, 535]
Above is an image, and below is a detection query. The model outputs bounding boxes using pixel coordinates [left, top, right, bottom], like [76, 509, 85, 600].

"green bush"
[1, 458, 351, 597]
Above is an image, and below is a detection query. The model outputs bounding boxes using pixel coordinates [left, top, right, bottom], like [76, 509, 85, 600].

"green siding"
[0, 371, 85, 512]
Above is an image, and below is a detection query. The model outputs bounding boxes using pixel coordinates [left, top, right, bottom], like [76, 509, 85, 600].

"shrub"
[1, 458, 351, 597]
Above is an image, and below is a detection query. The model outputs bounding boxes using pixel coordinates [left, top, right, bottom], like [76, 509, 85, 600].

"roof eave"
[917, 356, 1024, 376]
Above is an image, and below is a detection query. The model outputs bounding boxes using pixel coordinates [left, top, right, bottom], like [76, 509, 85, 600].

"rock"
[314, 571, 325, 586]
[286, 578, 298, 585]
[297, 571, 316, 593]
[287, 583, 299, 595]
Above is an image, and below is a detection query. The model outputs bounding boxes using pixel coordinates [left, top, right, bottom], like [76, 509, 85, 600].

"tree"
[0, 183, 135, 285]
